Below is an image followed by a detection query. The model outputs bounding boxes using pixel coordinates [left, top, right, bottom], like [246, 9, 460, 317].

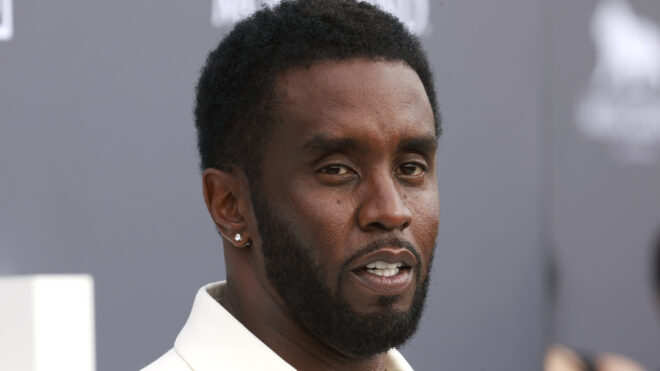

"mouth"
[349, 247, 417, 296]
[363, 260, 409, 277]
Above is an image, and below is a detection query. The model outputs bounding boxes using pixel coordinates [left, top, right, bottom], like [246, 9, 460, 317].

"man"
[143, 0, 440, 369]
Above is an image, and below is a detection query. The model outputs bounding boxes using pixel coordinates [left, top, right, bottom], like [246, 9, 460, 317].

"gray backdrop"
[543, 0, 660, 369]
[11, 0, 650, 369]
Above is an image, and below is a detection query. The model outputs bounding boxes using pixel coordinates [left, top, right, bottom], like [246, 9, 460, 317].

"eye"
[397, 162, 426, 177]
[317, 164, 356, 185]
[319, 164, 350, 175]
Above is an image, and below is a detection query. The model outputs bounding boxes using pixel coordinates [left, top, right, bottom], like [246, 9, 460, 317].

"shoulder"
[141, 349, 191, 371]
[544, 345, 647, 371]
[597, 353, 646, 371]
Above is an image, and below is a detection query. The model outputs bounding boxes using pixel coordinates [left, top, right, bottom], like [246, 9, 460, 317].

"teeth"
[366, 267, 400, 277]
[365, 260, 403, 269]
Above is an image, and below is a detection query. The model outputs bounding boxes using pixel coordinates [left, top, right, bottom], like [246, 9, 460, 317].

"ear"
[202, 167, 250, 247]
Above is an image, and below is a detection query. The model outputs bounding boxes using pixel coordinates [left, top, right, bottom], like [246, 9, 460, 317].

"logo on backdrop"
[211, 0, 429, 35]
[0, 0, 13, 41]
[576, 0, 660, 163]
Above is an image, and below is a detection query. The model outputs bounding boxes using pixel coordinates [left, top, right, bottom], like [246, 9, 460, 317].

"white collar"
[173, 281, 414, 371]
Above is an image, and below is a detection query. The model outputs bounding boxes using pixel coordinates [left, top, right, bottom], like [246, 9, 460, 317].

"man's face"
[250, 59, 439, 356]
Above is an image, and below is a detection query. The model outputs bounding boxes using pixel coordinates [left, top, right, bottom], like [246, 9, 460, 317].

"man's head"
[195, 0, 440, 181]
[198, 0, 440, 360]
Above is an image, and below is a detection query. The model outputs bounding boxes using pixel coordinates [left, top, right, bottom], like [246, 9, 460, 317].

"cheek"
[416, 194, 440, 233]
[282, 184, 358, 257]
[307, 197, 354, 231]
[287, 195, 357, 287]
[408, 188, 440, 261]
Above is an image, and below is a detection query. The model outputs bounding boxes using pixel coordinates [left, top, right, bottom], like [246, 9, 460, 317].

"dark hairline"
[194, 0, 441, 179]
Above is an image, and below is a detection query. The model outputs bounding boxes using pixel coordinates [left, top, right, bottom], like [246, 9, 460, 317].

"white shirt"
[142, 281, 414, 371]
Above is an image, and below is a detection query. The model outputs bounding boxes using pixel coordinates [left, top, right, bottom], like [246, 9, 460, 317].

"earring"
[233, 233, 250, 248]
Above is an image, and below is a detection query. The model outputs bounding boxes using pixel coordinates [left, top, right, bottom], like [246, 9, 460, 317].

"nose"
[357, 172, 412, 232]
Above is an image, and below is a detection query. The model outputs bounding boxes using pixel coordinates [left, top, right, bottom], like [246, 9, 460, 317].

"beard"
[250, 187, 433, 358]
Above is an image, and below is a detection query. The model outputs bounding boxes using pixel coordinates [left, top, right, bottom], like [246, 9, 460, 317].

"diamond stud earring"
[232, 232, 250, 248]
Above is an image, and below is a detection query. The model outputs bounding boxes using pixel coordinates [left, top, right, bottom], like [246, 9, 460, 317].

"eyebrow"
[301, 133, 437, 157]
[398, 134, 438, 155]
[301, 135, 363, 155]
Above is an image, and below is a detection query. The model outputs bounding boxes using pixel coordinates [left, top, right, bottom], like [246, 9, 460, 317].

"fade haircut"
[194, 0, 440, 182]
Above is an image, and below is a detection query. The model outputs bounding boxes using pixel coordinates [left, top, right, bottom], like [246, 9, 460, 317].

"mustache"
[341, 237, 422, 273]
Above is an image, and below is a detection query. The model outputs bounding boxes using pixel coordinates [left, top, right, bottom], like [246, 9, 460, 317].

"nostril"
[367, 221, 394, 232]
[363, 218, 410, 232]
[356, 185, 413, 231]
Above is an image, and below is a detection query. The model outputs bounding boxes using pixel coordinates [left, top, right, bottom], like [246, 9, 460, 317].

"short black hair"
[194, 0, 440, 181]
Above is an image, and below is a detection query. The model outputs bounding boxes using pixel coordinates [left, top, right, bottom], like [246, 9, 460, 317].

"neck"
[221, 265, 389, 371]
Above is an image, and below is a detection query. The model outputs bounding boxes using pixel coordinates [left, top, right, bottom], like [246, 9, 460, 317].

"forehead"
[272, 59, 435, 142]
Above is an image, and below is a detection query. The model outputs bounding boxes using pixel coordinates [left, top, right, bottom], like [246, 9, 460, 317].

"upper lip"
[349, 247, 418, 271]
